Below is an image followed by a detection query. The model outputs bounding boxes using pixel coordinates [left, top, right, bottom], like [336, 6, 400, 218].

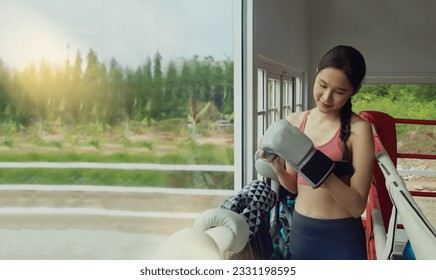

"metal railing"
[0, 162, 234, 172]
[370, 115, 436, 259]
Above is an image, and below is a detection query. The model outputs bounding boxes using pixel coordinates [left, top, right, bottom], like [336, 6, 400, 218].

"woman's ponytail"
[340, 99, 352, 160]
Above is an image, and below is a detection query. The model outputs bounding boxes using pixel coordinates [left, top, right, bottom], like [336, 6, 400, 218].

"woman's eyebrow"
[319, 78, 349, 92]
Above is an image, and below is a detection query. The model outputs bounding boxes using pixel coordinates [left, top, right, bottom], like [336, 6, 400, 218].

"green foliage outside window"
[353, 84, 435, 154]
[353, 84, 435, 121]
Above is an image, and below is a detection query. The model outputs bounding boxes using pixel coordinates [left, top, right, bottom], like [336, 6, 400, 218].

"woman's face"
[313, 67, 355, 114]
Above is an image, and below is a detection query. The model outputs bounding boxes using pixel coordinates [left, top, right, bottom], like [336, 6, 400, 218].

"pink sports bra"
[297, 110, 350, 187]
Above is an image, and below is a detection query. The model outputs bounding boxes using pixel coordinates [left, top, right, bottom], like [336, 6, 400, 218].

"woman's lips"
[320, 100, 333, 108]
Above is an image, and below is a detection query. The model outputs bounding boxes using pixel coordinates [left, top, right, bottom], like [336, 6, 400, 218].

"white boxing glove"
[194, 208, 249, 258]
[151, 208, 249, 259]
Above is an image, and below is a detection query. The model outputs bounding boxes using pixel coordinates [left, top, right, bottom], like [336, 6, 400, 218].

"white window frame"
[246, 56, 304, 182]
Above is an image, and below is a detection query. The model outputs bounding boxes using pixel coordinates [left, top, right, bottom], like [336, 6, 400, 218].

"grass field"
[0, 121, 235, 189]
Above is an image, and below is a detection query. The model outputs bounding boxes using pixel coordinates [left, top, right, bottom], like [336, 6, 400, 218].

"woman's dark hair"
[317, 45, 366, 159]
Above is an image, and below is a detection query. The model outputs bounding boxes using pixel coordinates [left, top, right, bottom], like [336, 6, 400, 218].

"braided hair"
[317, 45, 366, 159]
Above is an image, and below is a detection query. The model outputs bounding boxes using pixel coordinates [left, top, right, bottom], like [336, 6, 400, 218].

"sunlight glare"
[0, 2, 74, 70]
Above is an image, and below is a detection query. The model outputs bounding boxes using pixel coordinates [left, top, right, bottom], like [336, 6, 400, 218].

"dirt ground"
[0, 190, 227, 233]
[0, 188, 230, 259]
[396, 158, 435, 226]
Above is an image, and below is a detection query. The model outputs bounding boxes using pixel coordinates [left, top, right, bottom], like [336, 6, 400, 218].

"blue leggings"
[289, 210, 367, 260]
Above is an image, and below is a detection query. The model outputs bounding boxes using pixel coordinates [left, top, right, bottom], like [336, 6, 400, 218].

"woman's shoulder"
[349, 113, 375, 166]
[350, 113, 373, 137]
[286, 111, 308, 127]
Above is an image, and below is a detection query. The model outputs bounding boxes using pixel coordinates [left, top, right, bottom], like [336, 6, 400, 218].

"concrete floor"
[0, 185, 232, 260]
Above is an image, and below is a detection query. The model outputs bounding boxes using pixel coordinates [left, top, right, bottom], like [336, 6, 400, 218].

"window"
[252, 57, 304, 181]
[256, 57, 304, 146]
[0, 0, 239, 191]
[0, 0, 244, 261]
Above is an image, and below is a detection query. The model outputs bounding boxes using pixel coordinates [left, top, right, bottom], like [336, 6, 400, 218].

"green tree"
[82, 48, 108, 122]
[222, 59, 234, 116]
[69, 50, 83, 121]
[0, 50, 235, 127]
[107, 58, 125, 123]
[138, 57, 153, 119]
[212, 63, 225, 112]
[388, 84, 436, 102]
[0, 59, 11, 122]
[162, 61, 180, 118]
[150, 52, 164, 119]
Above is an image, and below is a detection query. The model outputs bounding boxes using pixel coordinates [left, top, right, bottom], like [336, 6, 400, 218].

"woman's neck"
[311, 107, 341, 124]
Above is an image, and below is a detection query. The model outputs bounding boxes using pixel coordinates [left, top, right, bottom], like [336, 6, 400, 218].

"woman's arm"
[323, 117, 375, 218]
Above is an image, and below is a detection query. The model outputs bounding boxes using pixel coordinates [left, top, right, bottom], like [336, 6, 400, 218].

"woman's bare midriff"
[294, 185, 354, 219]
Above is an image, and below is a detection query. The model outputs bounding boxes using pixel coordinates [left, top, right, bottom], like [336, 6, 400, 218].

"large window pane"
[267, 76, 280, 125]
[0, 0, 236, 190]
[283, 78, 294, 117]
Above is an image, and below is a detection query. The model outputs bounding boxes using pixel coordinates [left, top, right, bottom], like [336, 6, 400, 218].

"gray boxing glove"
[254, 149, 280, 182]
[260, 119, 335, 189]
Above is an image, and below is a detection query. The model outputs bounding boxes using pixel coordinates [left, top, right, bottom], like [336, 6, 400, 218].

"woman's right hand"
[268, 154, 286, 175]
[257, 149, 298, 194]
[258, 150, 286, 174]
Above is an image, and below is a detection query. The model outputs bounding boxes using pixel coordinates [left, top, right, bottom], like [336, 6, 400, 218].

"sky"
[0, 0, 234, 70]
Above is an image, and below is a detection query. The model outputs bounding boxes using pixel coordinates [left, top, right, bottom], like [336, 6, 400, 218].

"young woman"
[264, 45, 375, 259]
